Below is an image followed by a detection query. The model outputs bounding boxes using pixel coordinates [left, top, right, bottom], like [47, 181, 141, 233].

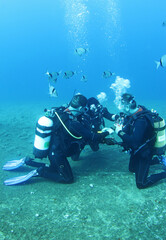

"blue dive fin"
[3, 157, 26, 170]
[4, 170, 38, 186]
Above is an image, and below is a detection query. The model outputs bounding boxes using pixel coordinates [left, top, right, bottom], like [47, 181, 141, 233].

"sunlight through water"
[64, 0, 89, 49]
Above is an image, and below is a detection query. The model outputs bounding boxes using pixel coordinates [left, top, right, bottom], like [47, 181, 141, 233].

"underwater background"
[0, 0, 166, 240]
[1, 0, 166, 103]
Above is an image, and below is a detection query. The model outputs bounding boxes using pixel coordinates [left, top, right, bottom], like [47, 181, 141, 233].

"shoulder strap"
[132, 107, 155, 122]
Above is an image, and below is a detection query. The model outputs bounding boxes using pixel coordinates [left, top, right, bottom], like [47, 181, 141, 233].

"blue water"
[0, 0, 166, 103]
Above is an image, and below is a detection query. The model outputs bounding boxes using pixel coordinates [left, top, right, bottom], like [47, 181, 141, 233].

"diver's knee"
[136, 182, 146, 189]
[61, 175, 74, 184]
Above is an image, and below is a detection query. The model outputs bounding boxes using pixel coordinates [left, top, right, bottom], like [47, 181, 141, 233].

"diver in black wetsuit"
[3, 94, 114, 185]
[28, 94, 115, 183]
[85, 97, 119, 132]
[114, 93, 166, 189]
[70, 97, 118, 160]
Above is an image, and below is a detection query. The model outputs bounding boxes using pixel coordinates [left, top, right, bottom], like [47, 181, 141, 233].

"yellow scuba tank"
[130, 108, 166, 156]
[33, 116, 53, 158]
[153, 117, 166, 155]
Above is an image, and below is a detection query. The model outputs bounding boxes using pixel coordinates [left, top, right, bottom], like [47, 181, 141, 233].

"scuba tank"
[138, 110, 166, 155]
[153, 116, 166, 155]
[131, 108, 166, 156]
[33, 116, 53, 158]
[33, 107, 82, 159]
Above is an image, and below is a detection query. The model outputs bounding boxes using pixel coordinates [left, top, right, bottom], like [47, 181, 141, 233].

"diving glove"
[114, 123, 123, 134]
[101, 127, 114, 135]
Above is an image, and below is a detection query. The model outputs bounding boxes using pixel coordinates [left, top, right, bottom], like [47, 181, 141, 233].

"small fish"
[63, 71, 75, 79]
[103, 71, 115, 79]
[162, 21, 166, 27]
[155, 55, 166, 69]
[46, 71, 53, 78]
[75, 48, 89, 56]
[81, 75, 87, 82]
[46, 71, 61, 82]
[49, 84, 58, 97]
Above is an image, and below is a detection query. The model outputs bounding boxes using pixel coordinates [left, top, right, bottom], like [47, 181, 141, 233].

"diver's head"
[87, 97, 102, 117]
[68, 94, 87, 116]
[120, 93, 137, 115]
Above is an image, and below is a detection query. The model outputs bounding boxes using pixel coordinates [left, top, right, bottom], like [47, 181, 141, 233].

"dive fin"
[4, 170, 38, 186]
[155, 61, 160, 69]
[3, 157, 26, 171]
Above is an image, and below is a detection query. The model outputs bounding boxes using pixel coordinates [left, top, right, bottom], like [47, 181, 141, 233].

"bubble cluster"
[96, 92, 107, 103]
[110, 76, 131, 108]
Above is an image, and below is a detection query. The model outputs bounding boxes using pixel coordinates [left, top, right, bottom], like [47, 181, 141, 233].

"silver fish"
[81, 75, 87, 82]
[49, 84, 58, 97]
[155, 55, 166, 69]
[46, 71, 61, 82]
[63, 71, 75, 79]
[103, 71, 115, 78]
[75, 48, 89, 56]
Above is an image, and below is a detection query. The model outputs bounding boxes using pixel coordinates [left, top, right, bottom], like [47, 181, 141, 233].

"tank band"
[35, 129, 52, 138]
[36, 123, 53, 131]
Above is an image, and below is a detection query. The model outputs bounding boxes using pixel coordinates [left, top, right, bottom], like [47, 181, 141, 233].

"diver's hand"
[101, 127, 114, 135]
[114, 123, 123, 134]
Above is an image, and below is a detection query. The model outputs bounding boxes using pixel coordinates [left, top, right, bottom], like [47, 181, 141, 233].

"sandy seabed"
[0, 100, 166, 240]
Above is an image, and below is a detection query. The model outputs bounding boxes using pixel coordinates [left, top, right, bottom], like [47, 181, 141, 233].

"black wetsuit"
[80, 102, 117, 151]
[118, 106, 166, 189]
[85, 97, 118, 132]
[26, 108, 108, 183]
[84, 106, 116, 132]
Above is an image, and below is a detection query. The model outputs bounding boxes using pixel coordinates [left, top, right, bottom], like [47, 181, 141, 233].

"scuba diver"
[85, 97, 119, 150]
[70, 97, 118, 160]
[114, 93, 166, 189]
[3, 94, 114, 186]
[86, 97, 119, 132]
